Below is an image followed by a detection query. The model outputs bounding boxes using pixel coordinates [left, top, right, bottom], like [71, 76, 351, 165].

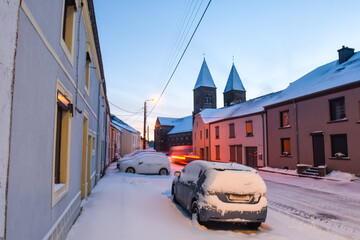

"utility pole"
[143, 101, 147, 150]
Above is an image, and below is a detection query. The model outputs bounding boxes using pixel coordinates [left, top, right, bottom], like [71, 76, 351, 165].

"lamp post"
[143, 99, 155, 149]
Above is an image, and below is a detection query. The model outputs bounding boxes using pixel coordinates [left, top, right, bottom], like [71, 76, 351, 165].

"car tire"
[191, 201, 204, 225]
[159, 168, 168, 175]
[171, 185, 178, 203]
[247, 222, 261, 230]
[125, 167, 135, 173]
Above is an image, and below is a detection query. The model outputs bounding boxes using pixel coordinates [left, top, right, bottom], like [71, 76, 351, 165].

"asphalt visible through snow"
[263, 177, 360, 239]
[66, 162, 353, 240]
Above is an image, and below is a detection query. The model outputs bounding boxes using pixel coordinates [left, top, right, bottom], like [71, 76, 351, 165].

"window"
[215, 126, 219, 139]
[280, 110, 290, 127]
[215, 145, 220, 160]
[200, 131, 202, 140]
[85, 42, 91, 95]
[331, 134, 348, 158]
[329, 97, 346, 121]
[61, 0, 77, 61]
[52, 81, 72, 206]
[281, 138, 291, 155]
[206, 129, 208, 139]
[229, 145, 235, 161]
[246, 121, 253, 136]
[229, 123, 235, 138]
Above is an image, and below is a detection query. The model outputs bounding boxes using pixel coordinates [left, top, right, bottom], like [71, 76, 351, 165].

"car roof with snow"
[188, 160, 256, 172]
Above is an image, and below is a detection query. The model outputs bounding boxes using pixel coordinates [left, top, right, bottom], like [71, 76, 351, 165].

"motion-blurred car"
[118, 152, 170, 175]
[171, 160, 267, 229]
[169, 145, 199, 165]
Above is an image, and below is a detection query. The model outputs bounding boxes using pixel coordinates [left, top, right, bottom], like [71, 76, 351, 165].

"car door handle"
[138, 162, 143, 165]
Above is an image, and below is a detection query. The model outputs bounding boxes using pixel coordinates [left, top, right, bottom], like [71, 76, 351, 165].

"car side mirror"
[174, 171, 181, 177]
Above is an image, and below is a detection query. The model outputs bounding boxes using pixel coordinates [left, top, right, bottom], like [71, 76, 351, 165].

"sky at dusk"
[93, 0, 360, 140]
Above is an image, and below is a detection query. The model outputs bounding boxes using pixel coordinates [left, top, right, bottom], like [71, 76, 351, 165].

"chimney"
[338, 46, 355, 64]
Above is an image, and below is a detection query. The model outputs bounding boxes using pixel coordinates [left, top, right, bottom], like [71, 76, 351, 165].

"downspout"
[209, 122, 211, 161]
[73, 1, 83, 114]
[293, 100, 300, 164]
[262, 111, 267, 167]
[96, 79, 104, 182]
[265, 108, 269, 167]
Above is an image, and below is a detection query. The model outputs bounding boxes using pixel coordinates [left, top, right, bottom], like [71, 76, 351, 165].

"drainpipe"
[74, 1, 83, 114]
[96, 79, 104, 182]
[262, 111, 267, 167]
[209, 122, 211, 161]
[293, 100, 300, 164]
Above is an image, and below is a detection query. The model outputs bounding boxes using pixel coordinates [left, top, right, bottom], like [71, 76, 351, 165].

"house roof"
[111, 115, 138, 133]
[194, 59, 216, 90]
[224, 64, 245, 93]
[168, 116, 193, 134]
[199, 50, 360, 124]
[157, 116, 193, 134]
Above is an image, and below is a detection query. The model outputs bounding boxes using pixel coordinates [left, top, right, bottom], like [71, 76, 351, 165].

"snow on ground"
[66, 163, 348, 240]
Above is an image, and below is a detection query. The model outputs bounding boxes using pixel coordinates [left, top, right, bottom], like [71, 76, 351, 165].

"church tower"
[223, 63, 246, 107]
[193, 59, 217, 119]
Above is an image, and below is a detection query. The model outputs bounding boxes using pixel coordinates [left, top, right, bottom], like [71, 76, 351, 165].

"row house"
[110, 121, 122, 161]
[111, 115, 141, 157]
[193, 47, 360, 175]
[0, 1, 110, 240]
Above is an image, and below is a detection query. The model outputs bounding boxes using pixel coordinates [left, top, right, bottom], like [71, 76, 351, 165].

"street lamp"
[143, 99, 155, 149]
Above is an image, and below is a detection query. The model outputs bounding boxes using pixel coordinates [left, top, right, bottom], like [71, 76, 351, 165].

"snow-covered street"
[65, 163, 358, 240]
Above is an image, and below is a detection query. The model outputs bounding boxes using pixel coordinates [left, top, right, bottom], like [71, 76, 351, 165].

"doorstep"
[257, 168, 341, 181]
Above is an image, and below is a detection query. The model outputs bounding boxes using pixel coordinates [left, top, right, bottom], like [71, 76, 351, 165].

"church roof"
[194, 59, 216, 90]
[224, 64, 245, 93]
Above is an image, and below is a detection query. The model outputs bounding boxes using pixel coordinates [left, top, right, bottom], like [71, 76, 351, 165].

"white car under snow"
[118, 152, 170, 175]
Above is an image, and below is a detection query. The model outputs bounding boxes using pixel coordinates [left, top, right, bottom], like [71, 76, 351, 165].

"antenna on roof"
[232, 56, 235, 64]
[203, 52, 205, 60]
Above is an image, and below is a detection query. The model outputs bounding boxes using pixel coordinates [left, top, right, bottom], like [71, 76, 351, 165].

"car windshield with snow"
[118, 152, 170, 175]
[171, 160, 267, 229]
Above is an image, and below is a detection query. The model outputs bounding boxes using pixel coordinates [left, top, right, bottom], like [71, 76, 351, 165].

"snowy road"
[260, 172, 360, 239]
[66, 163, 352, 240]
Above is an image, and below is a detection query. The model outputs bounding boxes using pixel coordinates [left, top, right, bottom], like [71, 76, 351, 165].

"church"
[154, 58, 245, 152]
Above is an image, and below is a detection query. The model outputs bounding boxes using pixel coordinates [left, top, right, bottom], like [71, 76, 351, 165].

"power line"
[109, 101, 143, 114]
[148, 0, 213, 117]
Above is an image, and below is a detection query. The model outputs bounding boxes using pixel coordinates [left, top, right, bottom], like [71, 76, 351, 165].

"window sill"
[60, 39, 74, 66]
[327, 118, 348, 124]
[279, 126, 291, 129]
[229, 136, 236, 139]
[52, 183, 68, 207]
[246, 134, 254, 137]
[280, 155, 292, 158]
[357, 121, 360, 124]
[329, 157, 350, 161]
[85, 86, 90, 96]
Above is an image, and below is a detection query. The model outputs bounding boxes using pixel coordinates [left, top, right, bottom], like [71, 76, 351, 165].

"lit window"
[280, 110, 290, 127]
[52, 81, 72, 206]
[229, 123, 235, 138]
[61, 0, 77, 58]
[329, 97, 346, 121]
[246, 121, 253, 136]
[215, 126, 219, 139]
[215, 145, 220, 160]
[331, 134, 348, 158]
[281, 138, 291, 155]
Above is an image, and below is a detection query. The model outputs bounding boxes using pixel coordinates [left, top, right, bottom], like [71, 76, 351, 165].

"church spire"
[193, 59, 216, 90]
[223, 63, 246, 107]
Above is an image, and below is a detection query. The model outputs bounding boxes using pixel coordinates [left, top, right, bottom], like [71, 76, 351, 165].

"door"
[206, 147, 209, 161]
[246, 147, 258, 168]
[312, 133, 325, 167]
[236, 145, 242, 164]
[200, 148, 204, 159]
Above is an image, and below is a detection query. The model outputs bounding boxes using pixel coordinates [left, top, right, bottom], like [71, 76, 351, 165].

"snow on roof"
[199, 51, 360, 123]
[223, 64, 245, 93]
[199, 91, 283, 124]
[167, 115, 193, 134]
[194, 59, 216, 90]
[157, 117, 180, 126]
[111, 122, 123, 132]
[111, 115, 138, 133]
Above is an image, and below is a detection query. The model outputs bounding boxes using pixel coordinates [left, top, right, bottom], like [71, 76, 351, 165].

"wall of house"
[5, 1, 106, 239]
[167, 132, 192, 147]
[154, 125, 173, 152]
[296, 87, 360, 174]
[193, 114, 265, 167]
[266, 103, 298, 169]
[0, 1, 21, 238]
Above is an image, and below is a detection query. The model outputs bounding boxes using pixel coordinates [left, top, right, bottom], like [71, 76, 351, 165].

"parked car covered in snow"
[118, 152, 170, 175]
[117, 149, 156, 168]
[171, 160, 267, 229]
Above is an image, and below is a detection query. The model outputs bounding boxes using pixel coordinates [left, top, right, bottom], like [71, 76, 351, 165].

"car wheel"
[191, 201, 204, 225]
[171, 185, 178, 203]
[159, 168, 168, 175]
[247, 222, 261, 230]
[125, 167, 135, 173]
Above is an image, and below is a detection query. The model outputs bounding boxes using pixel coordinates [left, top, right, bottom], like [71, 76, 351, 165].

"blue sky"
[93, 0, 360, 140]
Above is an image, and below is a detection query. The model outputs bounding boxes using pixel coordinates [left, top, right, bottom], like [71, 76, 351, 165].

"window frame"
[229, 123, 235, 138]
[215, 145, 220, 160]
[280, 110, 290, 128]
[246, 121, 253, 137]
[330, 134, 348, 158]
[215, 126, 219, 139]
[281, 138, 291, 156]
[206, 129, 208, 139]
[60, 0, 78, 65]
[85, 42, 92, 96]
[52, 80, 73, 207]
[329, 96, 346, 121]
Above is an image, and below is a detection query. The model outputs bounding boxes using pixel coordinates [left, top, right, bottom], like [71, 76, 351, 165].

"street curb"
[257, 168, 341, 181]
